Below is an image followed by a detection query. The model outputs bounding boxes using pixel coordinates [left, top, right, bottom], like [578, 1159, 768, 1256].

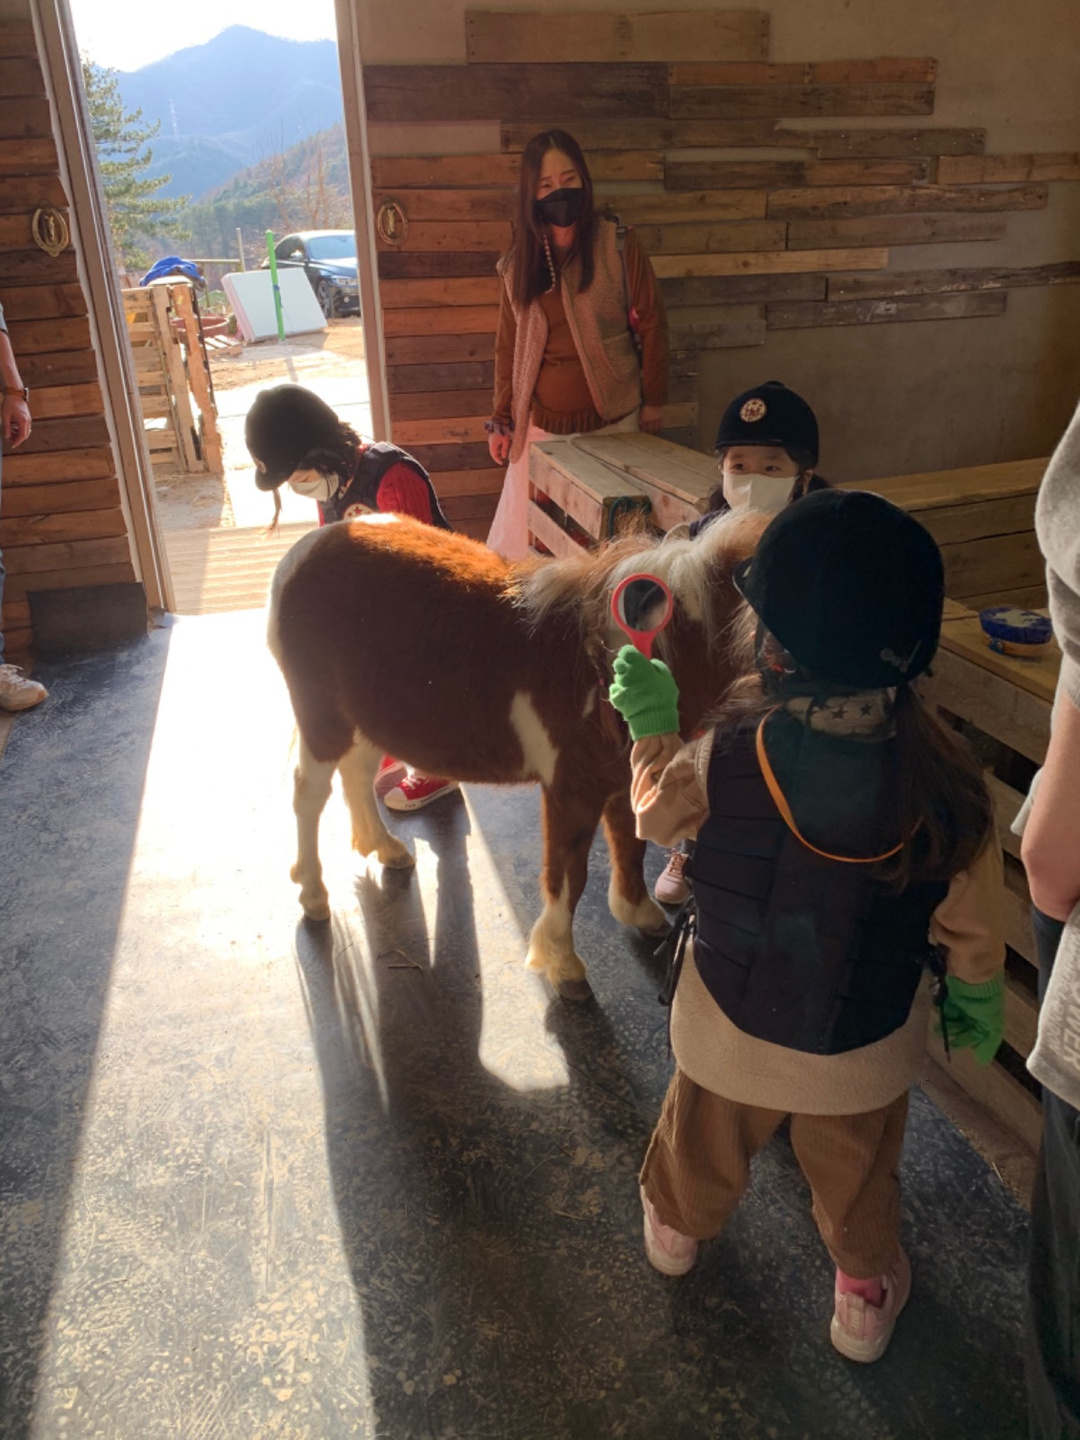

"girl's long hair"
[510, 130, 598, 310]
[713, 606, 995, 890]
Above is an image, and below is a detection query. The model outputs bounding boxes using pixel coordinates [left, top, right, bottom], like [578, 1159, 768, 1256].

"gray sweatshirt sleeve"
[1038, 402, 1080, 710]
[0, 300, 7, 334]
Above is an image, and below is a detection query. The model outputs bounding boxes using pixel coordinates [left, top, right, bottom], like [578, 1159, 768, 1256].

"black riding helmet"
[714, 380, 819, 467]
[734, 489, 944, 690]
[245, 383, 357, 491]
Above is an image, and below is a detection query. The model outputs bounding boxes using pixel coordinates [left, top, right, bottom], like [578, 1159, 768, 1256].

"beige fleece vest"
[498, 217, 641, 463]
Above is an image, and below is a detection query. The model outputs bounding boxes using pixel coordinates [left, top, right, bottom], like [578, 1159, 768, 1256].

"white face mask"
[722, 471, 797, 514]
[287, 469, 338, 503]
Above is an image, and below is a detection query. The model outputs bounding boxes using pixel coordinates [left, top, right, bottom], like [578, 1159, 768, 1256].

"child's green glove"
[608, 644, 680, 741]
[939, 973, 1005, 1066]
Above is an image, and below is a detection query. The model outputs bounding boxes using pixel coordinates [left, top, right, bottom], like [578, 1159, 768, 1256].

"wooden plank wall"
[364, 9, 1080, 539]
[0, 21, 134, 661]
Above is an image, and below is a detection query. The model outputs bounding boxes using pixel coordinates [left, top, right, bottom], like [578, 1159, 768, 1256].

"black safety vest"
[688, 713, 948, 1055]
[321, 442, 453, 530]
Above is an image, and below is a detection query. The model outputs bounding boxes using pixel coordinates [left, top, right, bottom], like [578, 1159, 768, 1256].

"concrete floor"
[0, 611, 1032, 1439]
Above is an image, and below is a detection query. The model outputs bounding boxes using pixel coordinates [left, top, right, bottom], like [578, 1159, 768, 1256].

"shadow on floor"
[0, 632, 171, 1436]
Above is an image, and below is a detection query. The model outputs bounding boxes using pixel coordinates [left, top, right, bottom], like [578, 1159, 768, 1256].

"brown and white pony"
[267, 510, 761, 999]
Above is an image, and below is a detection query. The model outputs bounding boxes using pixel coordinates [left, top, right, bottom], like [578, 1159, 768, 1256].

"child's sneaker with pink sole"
[830, 1250, 911, 1363]
[641, 1188, 698, 1276]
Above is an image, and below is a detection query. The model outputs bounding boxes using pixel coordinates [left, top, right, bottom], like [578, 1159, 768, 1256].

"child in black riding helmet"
[657, 380, 829, 904]
[244, 383, 457, 813]
[609, 489, 1006, 1364]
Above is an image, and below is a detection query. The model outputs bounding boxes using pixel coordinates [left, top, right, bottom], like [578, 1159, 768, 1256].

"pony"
[268, 509, 762, 999]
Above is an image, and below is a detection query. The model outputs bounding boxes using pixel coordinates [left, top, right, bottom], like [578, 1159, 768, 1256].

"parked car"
[261, 230, 360, 319]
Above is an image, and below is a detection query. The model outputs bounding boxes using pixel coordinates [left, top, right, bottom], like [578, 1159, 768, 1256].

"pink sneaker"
[641, 1188, 698, 1276]
[383, 773, 460, 812]
[654, 848, 689, 905]
[830, 1250, 912, 1363]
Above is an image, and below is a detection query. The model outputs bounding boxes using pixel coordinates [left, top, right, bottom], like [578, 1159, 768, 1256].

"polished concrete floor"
[0, 612, 1031, 1439]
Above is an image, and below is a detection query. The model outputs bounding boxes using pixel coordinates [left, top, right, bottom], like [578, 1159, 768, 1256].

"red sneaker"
[383, 773, 460, 812]
[375, 756, 407, 796]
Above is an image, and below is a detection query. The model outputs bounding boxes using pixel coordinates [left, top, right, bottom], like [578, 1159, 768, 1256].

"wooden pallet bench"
[921, 597, 1060, 1153]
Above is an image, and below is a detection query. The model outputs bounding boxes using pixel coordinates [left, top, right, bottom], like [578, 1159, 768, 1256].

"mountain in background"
[115, 26, 343, 199]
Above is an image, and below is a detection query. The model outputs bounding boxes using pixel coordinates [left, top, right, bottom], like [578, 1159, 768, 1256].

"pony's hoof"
[557, 976, 594, 1003]
[380, 841, 415, 870]
[301, 896, 331, 923]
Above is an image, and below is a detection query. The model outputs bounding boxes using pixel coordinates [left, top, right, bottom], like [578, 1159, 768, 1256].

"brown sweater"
[632, 727, 1005, 1115]
[492, 226, 668, 435]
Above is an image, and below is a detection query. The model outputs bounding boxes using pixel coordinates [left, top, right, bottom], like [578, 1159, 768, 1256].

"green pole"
[265, 230, 286, 342]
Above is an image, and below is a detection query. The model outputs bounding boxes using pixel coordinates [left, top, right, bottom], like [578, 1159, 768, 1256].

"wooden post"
[150, 285, 203, 473]
[171, 282, 223, 473]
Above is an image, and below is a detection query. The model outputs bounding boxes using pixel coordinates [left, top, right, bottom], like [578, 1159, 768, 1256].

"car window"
[305, 233, 356, 261]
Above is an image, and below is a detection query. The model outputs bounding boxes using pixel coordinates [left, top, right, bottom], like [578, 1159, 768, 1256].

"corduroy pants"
[641, 1067, 909, 1278]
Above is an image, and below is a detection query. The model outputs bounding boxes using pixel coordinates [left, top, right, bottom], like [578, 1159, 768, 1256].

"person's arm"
[623, 229, 668, 434]
[376, 462, 434, 525]
[488, 285, 516, 464]
[929, 840, 1006, 985]
[1022, 689, 1080, 919]
[0, 319, 31, 450]
[630, 731, 710, 846]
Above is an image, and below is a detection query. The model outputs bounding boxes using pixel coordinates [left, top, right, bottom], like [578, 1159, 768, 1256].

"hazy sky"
[70, 0, 336, 72]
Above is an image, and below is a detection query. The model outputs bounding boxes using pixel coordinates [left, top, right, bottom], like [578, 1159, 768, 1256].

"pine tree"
[81, 59, 190, 271]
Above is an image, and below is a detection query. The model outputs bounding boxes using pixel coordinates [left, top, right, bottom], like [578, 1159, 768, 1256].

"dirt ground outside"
[152, 318, 369, 534]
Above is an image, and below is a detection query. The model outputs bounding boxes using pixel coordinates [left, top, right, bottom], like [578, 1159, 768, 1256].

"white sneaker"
[0, 664, 47, 712]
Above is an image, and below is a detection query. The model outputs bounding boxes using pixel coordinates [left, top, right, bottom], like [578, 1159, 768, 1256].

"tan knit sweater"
[632, 726, 1005, 1115]
[492, 219, 668, 462]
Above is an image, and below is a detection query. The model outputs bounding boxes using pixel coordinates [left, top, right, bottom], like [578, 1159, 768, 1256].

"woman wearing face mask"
[486, 129, 669, 559]
[657, 380, 828, 906]
[245, 383, 458, 812]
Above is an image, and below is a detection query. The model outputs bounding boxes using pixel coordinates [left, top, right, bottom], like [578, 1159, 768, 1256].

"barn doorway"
[50, 0, 386, 616]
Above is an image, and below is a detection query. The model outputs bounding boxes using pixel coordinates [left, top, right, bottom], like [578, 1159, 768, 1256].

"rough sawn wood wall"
[364, 8, 1080, 539]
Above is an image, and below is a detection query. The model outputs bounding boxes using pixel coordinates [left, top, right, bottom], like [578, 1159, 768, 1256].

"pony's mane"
[509, 508, 767, 654]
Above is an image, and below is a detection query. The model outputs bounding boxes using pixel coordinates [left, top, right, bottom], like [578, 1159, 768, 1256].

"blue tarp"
[140, 256, 203, 287]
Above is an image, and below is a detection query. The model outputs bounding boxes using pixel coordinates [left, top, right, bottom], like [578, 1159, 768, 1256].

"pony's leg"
[337, 736, 415, 870]
[290, 736, 337, 921]
[602, 788, 668, 936]
[527, 783, 604, 1001]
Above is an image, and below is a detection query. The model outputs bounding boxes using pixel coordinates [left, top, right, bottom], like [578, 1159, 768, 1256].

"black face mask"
[534, 187, 585, 228]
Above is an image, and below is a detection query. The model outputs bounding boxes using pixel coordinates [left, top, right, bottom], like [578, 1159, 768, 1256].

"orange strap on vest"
[754, 713, 904, 866]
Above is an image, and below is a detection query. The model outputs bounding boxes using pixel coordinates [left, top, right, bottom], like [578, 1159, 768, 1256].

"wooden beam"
[373, 190, 511, 223]
[2, 534, 132, 575]
[405, 441, 497, 472]
[614, 191, 768, 224]
[0, 447, 115, 485]
[466, 11, 769, 65]
[364, 63, 667, 123]
[380, 276, 502, 309]
[0, 136, 58, 175]
[392, 415, 489, 445]
[384, 332, 496, 366]
[29, 381, 103, 420]
[3, 560, 135, 602]
[0, 57, 45, 96]
[502, 118, 782, 151]
[0, 24, 37, 57]
[827, 261, 1080, 302]
[787, 214, 1008, 249]
[387, 360, 494, 394]
[5, 315, 91, 354]
[926, 1035, 1042, 1152]
[372, 151, 662, 187]
[661, 272, 826, 305]
[428, 468, 504, 498]
[527, 498, 587, 558]
[0, 97, 52, 138]
[650, 246, 889, 279]
[937, 153, 1080, 184]
[803, 127, 986, 158]
[378, 252, 500, 279]
[381, 306, 500, 337]
[670, 59, 937, 86]
[441, 493, 499, 525]
[0, 173, 68, 214]
[377, 221, 511, 253]
[0, 477, 121, 517]
[388, 388, 491, 421]
[0, 508, 128, 546]
[767, 183, 1048, 219]
[916, 494, 1038, 547]
[0, 282, 86, 321]
[767, 291, 1008, 329]
[16, 414, 111, 452]
[668, 83, 935, 121]
[665, 158, 928, 190]
[633, 220, 785, 255]
[669, 317, 766, 349]
[985, 772, 1024, 862]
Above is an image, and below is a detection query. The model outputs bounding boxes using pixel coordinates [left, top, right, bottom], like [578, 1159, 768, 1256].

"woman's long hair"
[511, 129, 598, 310]
[712, 606, 994, 891]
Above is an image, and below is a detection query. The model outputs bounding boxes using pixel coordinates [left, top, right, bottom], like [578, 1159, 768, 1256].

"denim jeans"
[1026, 905, 1080, 1439]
